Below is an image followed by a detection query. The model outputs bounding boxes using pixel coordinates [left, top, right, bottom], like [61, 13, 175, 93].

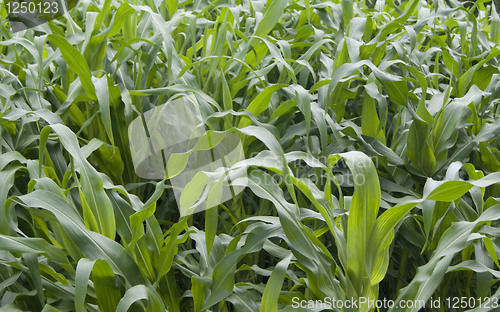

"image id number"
[5, 1, 59, 14]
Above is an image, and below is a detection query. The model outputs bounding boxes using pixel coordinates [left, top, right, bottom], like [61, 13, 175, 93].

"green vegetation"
[1, 0, 500, 311]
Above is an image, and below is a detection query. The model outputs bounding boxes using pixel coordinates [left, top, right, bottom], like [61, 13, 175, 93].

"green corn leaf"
[40, 125, 116, 239]
[92, 259, 121, 312]
[329, 151, 380, 309]
[116, 285, 164, 312]
[238, 84, 287, 128]
[17, 190, 145, 285]
[255, 0, 289, 38]
[47, 35, 96, 101]
[261, 253, 293, 312]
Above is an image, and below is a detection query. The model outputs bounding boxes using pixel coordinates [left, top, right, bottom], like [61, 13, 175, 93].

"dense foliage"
[1, 0, 500, 311]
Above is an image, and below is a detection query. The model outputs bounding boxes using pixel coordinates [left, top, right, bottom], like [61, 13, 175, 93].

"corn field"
[1, 0, 500, 311]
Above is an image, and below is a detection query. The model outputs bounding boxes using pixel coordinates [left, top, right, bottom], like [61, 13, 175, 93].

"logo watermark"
[291, 296, 500, 310]
[128, 97, 247, 216]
